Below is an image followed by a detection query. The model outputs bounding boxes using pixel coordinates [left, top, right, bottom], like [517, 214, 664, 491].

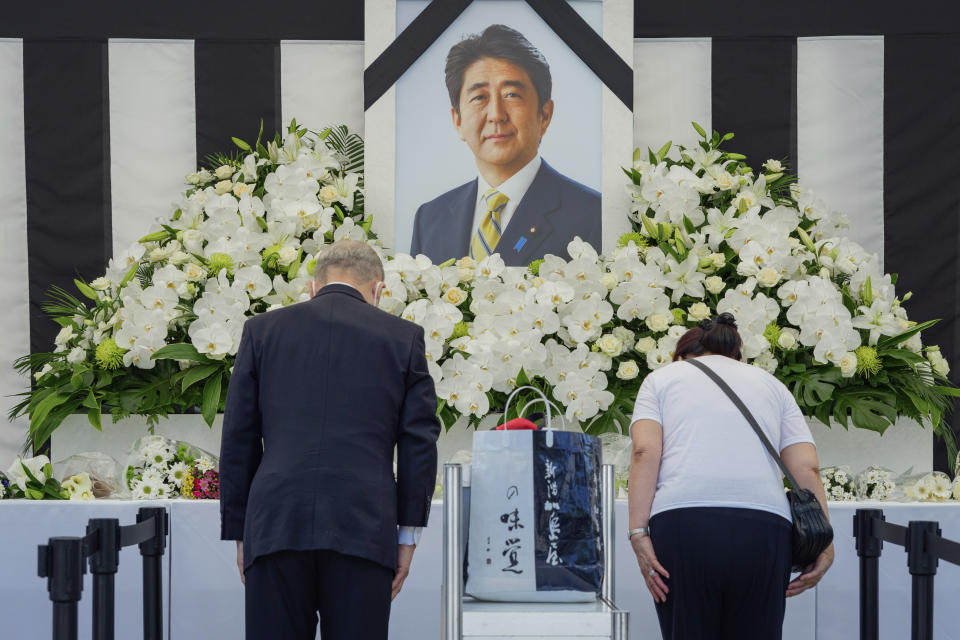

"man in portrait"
[409, 24, 601, 267]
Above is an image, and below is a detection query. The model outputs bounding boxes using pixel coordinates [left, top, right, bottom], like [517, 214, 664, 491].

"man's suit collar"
[497, 159, 562, 263]
[314, 283, 366, 303]
[446, 180, 478, 260]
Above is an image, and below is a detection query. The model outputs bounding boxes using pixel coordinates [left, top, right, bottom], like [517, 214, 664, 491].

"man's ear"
[451, 107, 466, 142]
[538, 99, 555, 140]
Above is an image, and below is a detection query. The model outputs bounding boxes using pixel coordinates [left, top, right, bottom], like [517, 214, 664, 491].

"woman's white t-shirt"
[631, 355, 815, 522]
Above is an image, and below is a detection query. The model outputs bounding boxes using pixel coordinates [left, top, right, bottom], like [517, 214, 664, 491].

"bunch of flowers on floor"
[855, 465, 897, 501]
[3, 455, 68, 500]
[125, 435, 217, 500]
[819, 466, 857, 501]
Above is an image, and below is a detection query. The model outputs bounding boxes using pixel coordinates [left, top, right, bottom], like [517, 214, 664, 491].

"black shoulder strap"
[684, 358, 800, 489]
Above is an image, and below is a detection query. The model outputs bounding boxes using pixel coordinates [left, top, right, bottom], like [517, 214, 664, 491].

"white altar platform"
[1, 500, 958, 639]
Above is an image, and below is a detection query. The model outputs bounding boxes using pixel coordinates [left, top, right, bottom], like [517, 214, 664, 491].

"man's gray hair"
[314, 240, 385, 285]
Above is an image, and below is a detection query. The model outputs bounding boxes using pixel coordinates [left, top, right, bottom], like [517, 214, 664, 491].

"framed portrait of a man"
[365, 0, 633, 262]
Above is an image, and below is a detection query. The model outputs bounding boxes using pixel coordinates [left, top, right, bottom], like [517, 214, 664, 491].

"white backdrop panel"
[281, 42, 365, 137]
[0, 39, 29, 471]
[109, 40, 196, 256]
[633, 38, 712, 158]
[797, 37, 885, 263]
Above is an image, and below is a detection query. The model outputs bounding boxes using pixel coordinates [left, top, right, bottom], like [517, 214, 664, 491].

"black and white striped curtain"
[3, 1, 959, 470]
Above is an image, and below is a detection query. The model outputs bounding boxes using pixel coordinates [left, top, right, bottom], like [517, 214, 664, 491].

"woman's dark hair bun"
[698, 318, 713, 331]
[715, 312, 737, 328]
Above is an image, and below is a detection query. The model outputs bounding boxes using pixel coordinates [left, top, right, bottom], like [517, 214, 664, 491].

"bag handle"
[502, 385, 565, 431]
[684, 358, 801, 490]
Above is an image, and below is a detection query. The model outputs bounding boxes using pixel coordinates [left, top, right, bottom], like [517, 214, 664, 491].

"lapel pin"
[529, 226, 537, 234]
[514, 237, 527, 251]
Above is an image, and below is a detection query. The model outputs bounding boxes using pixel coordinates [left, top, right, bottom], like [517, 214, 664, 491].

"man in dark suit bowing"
[220, 239, 441, 640]
[410, 24, 601, 267]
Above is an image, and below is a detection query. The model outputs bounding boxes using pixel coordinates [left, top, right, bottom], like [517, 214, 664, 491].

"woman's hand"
[786, 544, 834, 597]
[631, 535, 670, 603]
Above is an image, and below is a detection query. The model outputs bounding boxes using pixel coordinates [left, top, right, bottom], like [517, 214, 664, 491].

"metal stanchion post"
[612, 609, 629, 640]
[854, 509, 884, 640]
[39, 537, 85, 640]
[137, 508, 168, 640]
[906, 521, 939, 640]
[442, 463, 463, 640]
[87, 518, 121, 640]
[601, 464, 615, 605]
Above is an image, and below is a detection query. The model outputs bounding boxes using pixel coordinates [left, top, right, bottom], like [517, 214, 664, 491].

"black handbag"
[685, 358, 834, 572]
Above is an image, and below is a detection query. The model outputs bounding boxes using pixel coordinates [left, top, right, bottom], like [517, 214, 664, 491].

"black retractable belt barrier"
[855, 509, 960, 640]
[37, 507, 168, 640]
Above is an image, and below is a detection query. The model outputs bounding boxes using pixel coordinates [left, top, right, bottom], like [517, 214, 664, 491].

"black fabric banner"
[194, 41, 282, 170]
[4, 0, 363, 40]
[883, 35, 960, 473]
[634, 0, 957, 38]
[23, 40, 112, 358]
[711, 37, 796, 172]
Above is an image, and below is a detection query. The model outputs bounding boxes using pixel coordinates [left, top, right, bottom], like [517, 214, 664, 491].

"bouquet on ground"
[820, 465, 857, 501]
[125, 435, 218, 499]
[3, 455, 68, 500]
[855, 465, 897, 501]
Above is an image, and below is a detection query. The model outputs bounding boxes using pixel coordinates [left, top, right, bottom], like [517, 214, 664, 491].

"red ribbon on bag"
[495, 417, 539, 431]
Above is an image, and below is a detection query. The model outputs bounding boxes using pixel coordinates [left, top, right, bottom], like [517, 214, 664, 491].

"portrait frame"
[364, 0, 633, 258]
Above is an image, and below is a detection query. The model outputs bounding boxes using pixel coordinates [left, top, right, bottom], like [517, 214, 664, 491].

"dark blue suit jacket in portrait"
[219, 283, 441, 572]
[410, 159, 601, 267]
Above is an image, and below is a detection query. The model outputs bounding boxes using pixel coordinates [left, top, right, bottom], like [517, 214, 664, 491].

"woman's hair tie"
[698, 318, 714, 331]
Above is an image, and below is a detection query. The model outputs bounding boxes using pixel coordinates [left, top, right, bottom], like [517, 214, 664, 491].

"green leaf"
[232, 137, 252, 152]
[30, 392, 69, 433]
[878, 319, 939, 349]
[151, 343, 207, 362]
[81, 390, 98, 409]
[201, 374, 222, 426]
[878, 349, 924, 365]
[182, 364, 221, 393]
[87, 407, 102, 432]
[74, 279, 98, 301]
[932, 385, 960, 398]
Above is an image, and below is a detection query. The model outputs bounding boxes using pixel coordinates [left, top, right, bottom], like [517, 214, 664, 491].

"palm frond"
[40, 285, 89, 318]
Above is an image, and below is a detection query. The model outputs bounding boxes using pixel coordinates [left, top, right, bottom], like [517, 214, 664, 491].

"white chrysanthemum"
[167, 461, 189, 488]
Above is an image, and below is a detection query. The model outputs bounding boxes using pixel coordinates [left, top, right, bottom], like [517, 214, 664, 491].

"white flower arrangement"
[13, 121, 960, 456]
[902, 471, 954, 502]
[125, 434, 218, 500]
[855, 465, 897, 501]
[820, 465, 857, 501]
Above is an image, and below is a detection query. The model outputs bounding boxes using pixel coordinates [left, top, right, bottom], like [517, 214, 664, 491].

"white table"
[2, 500, 958, 639]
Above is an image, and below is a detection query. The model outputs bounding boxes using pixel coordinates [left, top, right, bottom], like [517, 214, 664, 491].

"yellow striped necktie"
[470, 189, 509, 260]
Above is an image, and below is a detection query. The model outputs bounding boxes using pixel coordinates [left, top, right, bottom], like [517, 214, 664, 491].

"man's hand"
[786, 544, 834, 597]
[391, 544, 415, 600]
[236, 540, 245, 586]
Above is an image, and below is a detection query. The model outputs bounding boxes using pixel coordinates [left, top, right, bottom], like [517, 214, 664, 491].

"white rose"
[777, 330, 797, 350]
[711, 253, 725, 268]
[600, 273, 618, 291]
[90, 277, 111, 291]
[596, 334, 623, 357]
[214, 180, 233, 195]
[168, 251, 191, 266]
[277, 246, 299, 266]
[932, 357, 950, 377]
[645, 313, 670, 333]
[214, 165, 234, 180]
[757, 267, 781, 288]
[185, 172, 202, 185]
[704, 276, 725, 295]
[232, 182, 253, 198]
[148, 247, 168, 263]
[763, 159, 783, 172]
[196, 169, 213, 184]
[611, 327, 635, 346]
[66, 347, 86, 365]
[443, 287, 467, 305]
[839, 351, 857, 378]
[182, 229, 204, 253]
[616, 360, 640, 380]
[688, 302, 710, 322]
[634, 336, 657, 354]
[183, 263, 207, 281]
[319, 185, 338, 204]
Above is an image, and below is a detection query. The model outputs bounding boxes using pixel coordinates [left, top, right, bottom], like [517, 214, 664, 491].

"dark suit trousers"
[650, 507, 792, 640]
[245, 549, 393, 640]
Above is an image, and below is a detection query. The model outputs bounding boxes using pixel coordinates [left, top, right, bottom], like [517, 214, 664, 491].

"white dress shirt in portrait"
[470, 154, 542, 244]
